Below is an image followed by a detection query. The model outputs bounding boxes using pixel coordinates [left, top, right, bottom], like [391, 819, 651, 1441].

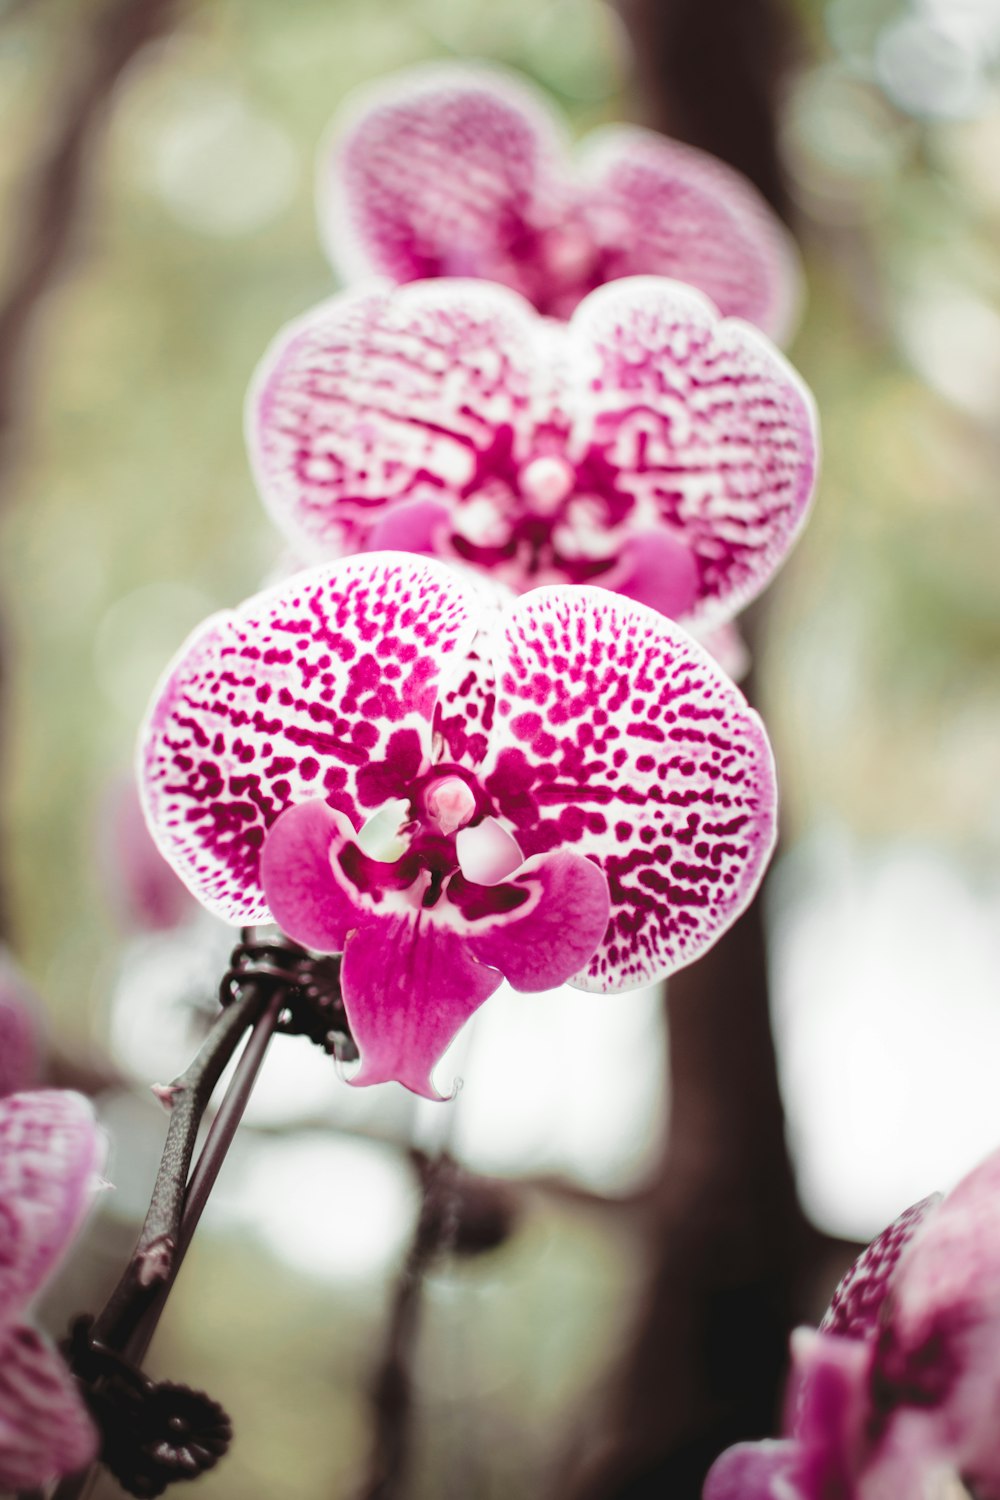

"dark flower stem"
[90, 980, 273, 1355]
[49, 981, 285, 1500]
[125, 984, 286, 1367]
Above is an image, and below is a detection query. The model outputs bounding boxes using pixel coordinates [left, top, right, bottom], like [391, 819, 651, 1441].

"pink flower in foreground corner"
[138, 553, 776, 1099]
[247, 276, 818, 632]
[0, 1090, 106, 1489]
[706, 1144, 1000, 1500]
[318, 63, 803, 342]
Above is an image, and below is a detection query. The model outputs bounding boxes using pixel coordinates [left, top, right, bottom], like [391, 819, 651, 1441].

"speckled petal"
[482, 587, 777, 991]
[820, 1193, 942, 1342]
[875, 1147, 1000, 1491]
[0, 1322, 99, 1489]
[247, 281, 541, 562]
[578, 126, 803, 344]
[567, 278, 818, 632]
[342, 911, 503, 1099]
[0, 1091, 105, 1324]
[138, 556, 478, 923]
[318, 64, 570, 300]
[433, 637, 498, 771]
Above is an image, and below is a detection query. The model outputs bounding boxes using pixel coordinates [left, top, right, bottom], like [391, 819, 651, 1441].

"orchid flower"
[247, 276, 818, 631]
[318, 63, 802, 342]
[0, 955, 40, 1097]
[705, 1145, 1000, 1500]
[138, 553, 776, 1098]
[0, 1090, 106, 1489]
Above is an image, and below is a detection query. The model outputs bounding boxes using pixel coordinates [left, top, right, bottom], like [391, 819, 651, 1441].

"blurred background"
[2, 0, 1000, 1496]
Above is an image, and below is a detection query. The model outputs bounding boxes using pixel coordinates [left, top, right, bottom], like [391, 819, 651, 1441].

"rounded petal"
[138, 555, 479, 923]
[819, 1193, 942, 1342]
[0, 1323, 99, 1489]
[703, 1440, 804, 1500]
[259, 799, 367, 953]
[318, 63, 570, 296]
[464, 850, 609, 992]
[247, 280, 541, 561]
[612, 528, 701, 620]
[341, 912, 503, 1099]
[786, 1329, 872, 1497]
[0, 1090, 105, 1324]
[481, 587, 777, 991]
[578, 124, 803, 344]
[876, 1147, 1000, 1490]
[567, 277, 819, 631]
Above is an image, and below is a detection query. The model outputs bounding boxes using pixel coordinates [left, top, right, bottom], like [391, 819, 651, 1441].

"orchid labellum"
[0, 1091, 106, 1489]
[706, 1146, 1000, 1500]
[139, 553, 776, 1098]
[247, 276, 818, 630]
[318, 63, 802, 341]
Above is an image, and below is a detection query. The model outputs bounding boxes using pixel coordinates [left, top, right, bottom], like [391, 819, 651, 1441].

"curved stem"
[91, 980, 270, 1354]
[125, 986, 285, 1366]
[51, 982, 285, 1500]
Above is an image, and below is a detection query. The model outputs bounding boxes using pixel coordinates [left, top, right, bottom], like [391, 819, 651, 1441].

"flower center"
[518, 455, 575, 513]
[424, 775, 477, 836]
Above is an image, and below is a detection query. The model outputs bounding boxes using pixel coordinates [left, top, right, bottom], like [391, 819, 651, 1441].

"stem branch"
[91, 980, 270, 1355]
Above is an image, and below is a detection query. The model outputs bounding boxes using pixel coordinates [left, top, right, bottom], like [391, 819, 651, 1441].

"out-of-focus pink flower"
[318, 63, 802, 342]
[0, 956, 40, 1097]
[247, 277, 817, 633]
[0, 1090, 106, 1489]
[138, 553, 776, 1097]
[99, 774, 194, 933]
[705, 1147, 1000, 1500]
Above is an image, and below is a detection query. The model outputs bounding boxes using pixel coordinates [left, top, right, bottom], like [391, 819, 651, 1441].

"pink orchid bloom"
[0, 957, 40, 1097]
[0, 1090, 106, 1489]
[138, 553, 776, 1098]
[247, 276, 818, 632]
[706, 1146, 1000, 1500]
[318, 63, 803, 342]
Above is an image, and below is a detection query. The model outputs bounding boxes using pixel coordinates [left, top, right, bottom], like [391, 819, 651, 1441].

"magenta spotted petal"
[140, 555, 777, 1095]
[819, 1193, 941, 1343]
[0, 1091, 105, 1326]
[0, 1091, 105, 1489]
[247, 277, 817, 633]
[319, 63, 802, 340]
[0, 1323, 99, 1489]
[483, 587, 776, 991]
[707, 1148, 1000, 1500]
[139, 555, 478, 923]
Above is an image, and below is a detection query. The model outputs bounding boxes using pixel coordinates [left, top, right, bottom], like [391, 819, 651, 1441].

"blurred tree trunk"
[0, 0, 179, 944]
[556, 5, 833, 1498]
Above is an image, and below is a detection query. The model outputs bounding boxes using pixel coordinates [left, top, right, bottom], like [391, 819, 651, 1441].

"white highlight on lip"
[456, 817, 523, 884]
[357, 799, 411, 861]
